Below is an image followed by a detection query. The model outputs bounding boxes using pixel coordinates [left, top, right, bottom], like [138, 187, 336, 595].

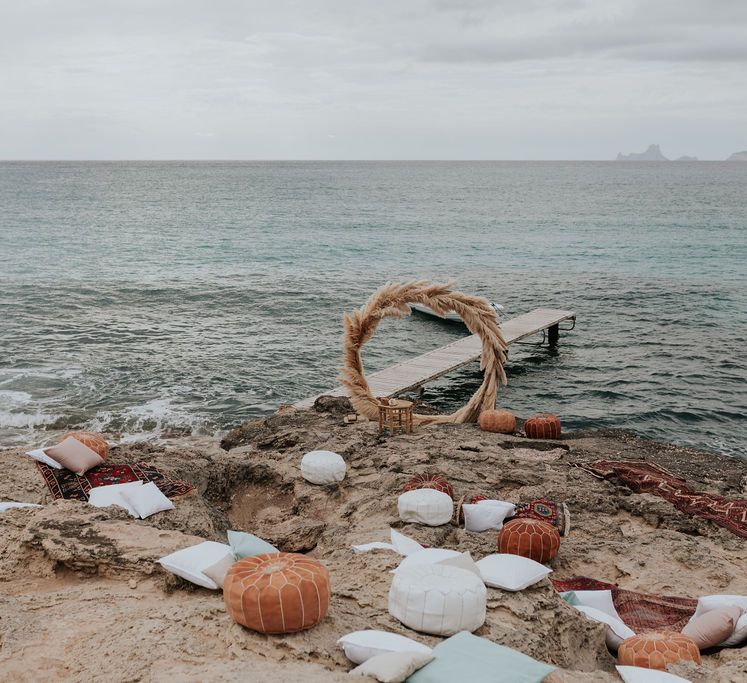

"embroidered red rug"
[512, 498, 571, 536]
[36, 461, 195, 501]
[552, 577, 698, 632]
[574, 460, 747, 539]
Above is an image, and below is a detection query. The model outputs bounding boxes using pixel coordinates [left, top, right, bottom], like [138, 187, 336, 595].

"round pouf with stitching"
[617, 632, 701, 671]
[300, 450, 347, 485]
[398, 488, 454, 526]
[223, 553, 331, 634]
[389, 563, 486, 636]
[523, 414, 562, 439]
[498, 518, 560, 563]
[478, 409, 517, 434]
[403, 473, 454, 500]
[61, 431, 109, 460]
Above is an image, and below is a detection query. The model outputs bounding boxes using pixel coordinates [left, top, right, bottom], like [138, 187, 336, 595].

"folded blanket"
[511, 498, 571, 536]
[36, 461, 194, 501]
[574, 460, 747, 539]
[552, 577, 698, 632]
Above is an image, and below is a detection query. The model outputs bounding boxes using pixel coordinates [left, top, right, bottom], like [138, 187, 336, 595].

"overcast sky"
[1, 0, 745, 159]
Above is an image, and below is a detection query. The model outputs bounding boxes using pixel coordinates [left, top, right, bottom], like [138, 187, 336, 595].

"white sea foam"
[0, 409, 60, 428]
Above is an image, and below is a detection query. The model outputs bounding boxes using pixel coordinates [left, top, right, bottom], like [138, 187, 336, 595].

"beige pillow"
[682, 606, 741, 650]
[45, 437, 103, 476]
[349, 651, 433, 682]
[202, 553, 236, 589]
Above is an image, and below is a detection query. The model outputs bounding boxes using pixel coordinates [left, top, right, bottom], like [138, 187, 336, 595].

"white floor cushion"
[393, 548, 462, 574]
[616, 665, 692, 682]
[25, 448, 63, 469]
[349, 651, 434, 682]
[690, 595, 747, 647]
[573, 605, 635, 642]
[390, 529, 424, 556]
[436, 552, 482, 578]
[88, 481, 144, 516]
[398, 489, 453, 526]
[338, 630, 433, 664]
[158, 540, 233, 589]
[0, 501, 43, 513]
[301, 450, 347, 484]
[121, 482, 175, 519]
[476, 553, 552, 591]
[462, 500, 516, 532]
[389, 564, 487, 636]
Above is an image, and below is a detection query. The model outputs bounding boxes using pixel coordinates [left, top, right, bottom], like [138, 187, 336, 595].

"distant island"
[675, 155, 698, 161]
[616, 144, 670, 161]
[727, 150, 747, 161]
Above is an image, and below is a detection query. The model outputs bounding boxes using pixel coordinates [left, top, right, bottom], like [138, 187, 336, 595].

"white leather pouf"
[397, 489, 453, 526]
[388, 564, 487, 636]
[300, 450, 347, 485]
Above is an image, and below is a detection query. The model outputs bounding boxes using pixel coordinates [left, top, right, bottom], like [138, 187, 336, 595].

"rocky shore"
[1, 400, 746, 682]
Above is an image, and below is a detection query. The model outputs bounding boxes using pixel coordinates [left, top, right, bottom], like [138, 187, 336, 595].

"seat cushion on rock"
[338, 629, 433, 665]
[617, 632, 701, 671]
[224, 552, 330, 633]
[300, 450, 347, 485]
[158, 540, 234, 590]
[393, 548, 462, 574]
[350, 651, 434, 682]
[616, 665, 692, 682]
[60, 431, 109, 459]
[88, 481, 144, 516]
[407, 630, 556, 683]
[476, 554, 551, 591]
[498, 518, 560, 563]
[45, 437, 104, 476]
[462, 500, 516, 532]
[388, 564, 486, 636]
[403, 474, 454, 500]
[690, 595, 747, 647]
[681, 605, 741, 650]
[523, 414, 561, 440]
[121, 481, 175, 519]
[228, 530, 279, 559]
[0, 502, 43, 513]
[398, 489, 453, 526]
[478, 409, 516, 434]
[25, 447, 63, 469]
[202, 552, 236, 589]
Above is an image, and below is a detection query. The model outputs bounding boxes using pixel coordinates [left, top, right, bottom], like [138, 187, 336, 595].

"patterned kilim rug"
[512, 498, 571, 536]
[552, 577, 698, 632]
[574, 460, 747, 539]
[36, 461, 195, 501]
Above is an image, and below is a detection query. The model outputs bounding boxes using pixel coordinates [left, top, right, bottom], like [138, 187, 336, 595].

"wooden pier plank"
[294, 308, 575, 409]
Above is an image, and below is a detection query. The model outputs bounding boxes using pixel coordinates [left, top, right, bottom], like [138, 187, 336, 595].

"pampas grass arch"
[341, 281, 508, 424]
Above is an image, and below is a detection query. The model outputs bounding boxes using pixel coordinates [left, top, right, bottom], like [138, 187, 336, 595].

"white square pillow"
[121, 482, 174, 519]
[202, 553, 236, 589]
[462, 500, 516, 532]
[476, 553, 552, 591]
[574, 605, 636, 641]
[392, 548, 462, 574]
[25, 448, 63, 469]
[158, 541, 233, 589]
[349, 651, 434, 682]
[88, 481, 144, 516]
[616, 665, 692, 682]
[0, 501, 43, 513]
[338, 630, 433, 665]
[437, 552, 482, 578]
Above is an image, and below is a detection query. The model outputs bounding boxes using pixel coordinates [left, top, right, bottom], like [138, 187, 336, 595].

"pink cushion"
[682, 606, 742, 650]
[45, 437, 103, 476]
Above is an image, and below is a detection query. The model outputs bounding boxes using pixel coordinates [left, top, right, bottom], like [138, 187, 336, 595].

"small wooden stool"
[377, 398, 414, 435]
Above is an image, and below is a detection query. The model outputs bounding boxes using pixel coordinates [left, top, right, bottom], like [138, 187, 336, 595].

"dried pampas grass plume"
[341, 281, 508, 424]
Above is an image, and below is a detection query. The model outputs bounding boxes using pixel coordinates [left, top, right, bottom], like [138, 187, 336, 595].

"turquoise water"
[1, 161, 745, 457]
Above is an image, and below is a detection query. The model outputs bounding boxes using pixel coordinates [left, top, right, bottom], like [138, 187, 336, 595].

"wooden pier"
[294, 307, 576, 409]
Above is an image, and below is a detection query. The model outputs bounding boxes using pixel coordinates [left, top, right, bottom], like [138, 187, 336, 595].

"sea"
[1, 161, 745, 458]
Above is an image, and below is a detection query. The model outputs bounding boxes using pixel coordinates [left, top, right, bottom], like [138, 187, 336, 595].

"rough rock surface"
[1, 408, 746, 682]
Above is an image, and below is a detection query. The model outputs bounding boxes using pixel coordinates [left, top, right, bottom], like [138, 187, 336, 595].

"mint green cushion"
[561, 591, 580, 606]
[408, 631, 555, 683]
[227, 530, 279, 559]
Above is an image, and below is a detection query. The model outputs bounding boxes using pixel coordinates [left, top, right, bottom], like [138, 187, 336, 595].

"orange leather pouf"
[523, 414, 562, 440]
[617, 632, 701, 671]
[224, 553, 330, 634]
[478, 409, 517, 434]
[403, 473, 454, 500]
[61, 431, 109, 460]
[498, 518, 560, 563]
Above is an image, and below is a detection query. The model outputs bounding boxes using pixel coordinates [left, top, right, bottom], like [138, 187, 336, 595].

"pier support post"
[548, 323, 559, 347]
